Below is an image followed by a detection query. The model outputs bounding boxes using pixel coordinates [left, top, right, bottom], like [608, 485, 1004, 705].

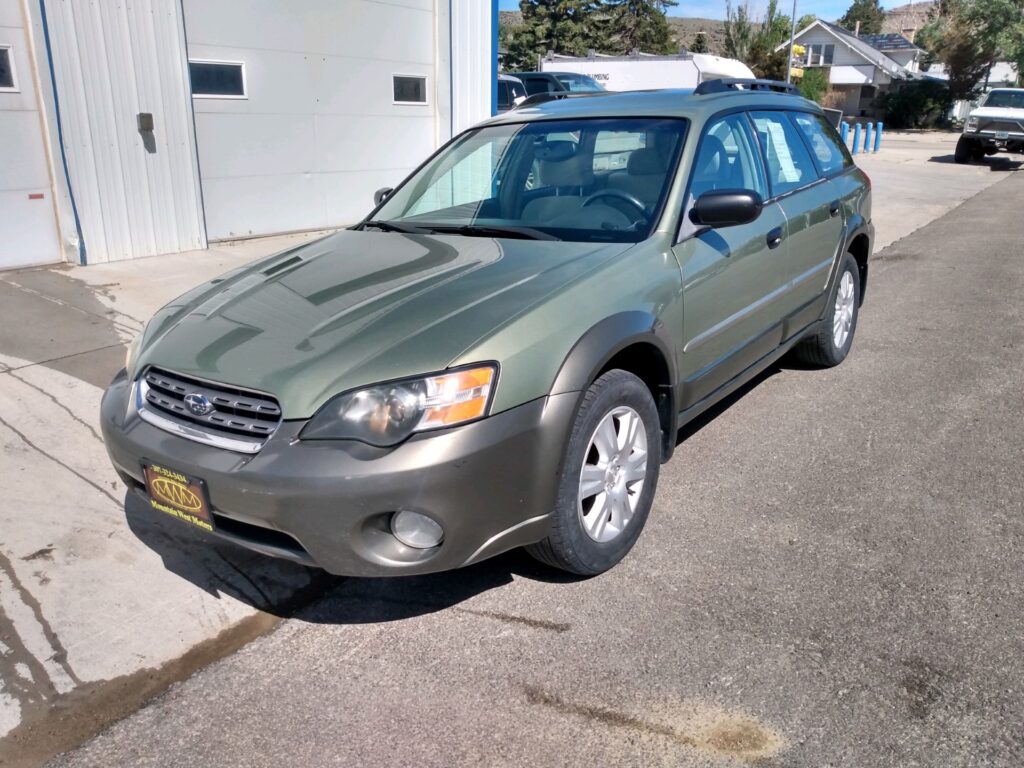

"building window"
[0, 46, 18, 92]
[393, 75, 428, 105]
[805, 44, 835, 66]
[189, 60, 246, 99]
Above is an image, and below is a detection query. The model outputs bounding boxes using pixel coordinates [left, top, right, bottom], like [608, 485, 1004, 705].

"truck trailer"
[540, 52, 755, 92]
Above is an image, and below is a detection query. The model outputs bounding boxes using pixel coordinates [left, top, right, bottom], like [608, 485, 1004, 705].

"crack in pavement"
[0, 414, 121, 507]
[0, 278, 143, 335]
[0, 343, 125, 375]
[3, 370, 105, 444]
[0, 550, 82, 719]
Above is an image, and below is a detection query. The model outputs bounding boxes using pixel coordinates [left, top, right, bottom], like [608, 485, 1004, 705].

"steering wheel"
[581, 189, 649, 220]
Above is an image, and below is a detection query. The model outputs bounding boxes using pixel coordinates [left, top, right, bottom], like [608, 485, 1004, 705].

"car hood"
[136, 230, 634, 418]
[969, 106, 1024, 121]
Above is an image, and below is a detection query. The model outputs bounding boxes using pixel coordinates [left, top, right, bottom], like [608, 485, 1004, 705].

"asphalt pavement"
[43, 168, 1024, 767]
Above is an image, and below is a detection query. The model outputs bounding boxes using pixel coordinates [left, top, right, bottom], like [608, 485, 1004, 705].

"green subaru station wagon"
[101, 79, 872, 577]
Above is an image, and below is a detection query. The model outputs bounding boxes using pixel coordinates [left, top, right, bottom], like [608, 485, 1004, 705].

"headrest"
[534, 140, 577, 163]
[628, 148, 668, 176]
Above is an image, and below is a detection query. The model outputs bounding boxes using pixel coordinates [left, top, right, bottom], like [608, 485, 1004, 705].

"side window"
[750, 111, 820, 197]
[524, 77, 553, 95]
[498, 81, 511, 109]
[689, 113, 767, 201]
[789, 112, 852, 176]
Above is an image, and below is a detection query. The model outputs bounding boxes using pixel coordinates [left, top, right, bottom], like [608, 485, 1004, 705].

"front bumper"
[963, 130, 1024, 152]
[101, 370, 577, 576]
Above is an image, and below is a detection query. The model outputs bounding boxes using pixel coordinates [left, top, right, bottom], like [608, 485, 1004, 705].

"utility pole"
[785, 0, 799, 83]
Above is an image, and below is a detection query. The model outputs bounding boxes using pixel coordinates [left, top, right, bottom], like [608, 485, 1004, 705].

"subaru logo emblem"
[184, 393, 213, 416]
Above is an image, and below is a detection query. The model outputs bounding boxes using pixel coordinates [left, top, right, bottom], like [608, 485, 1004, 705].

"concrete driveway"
[0, 132, 1020, 767]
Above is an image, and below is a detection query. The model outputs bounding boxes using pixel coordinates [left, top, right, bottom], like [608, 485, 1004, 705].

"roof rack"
[693, 78, 801, 96]
[513, 91, 611, 109]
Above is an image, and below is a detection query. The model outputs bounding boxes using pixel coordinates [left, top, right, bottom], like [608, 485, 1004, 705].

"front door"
[672, 113, 789, 409]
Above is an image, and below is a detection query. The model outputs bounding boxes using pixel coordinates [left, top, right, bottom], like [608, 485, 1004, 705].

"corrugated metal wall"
[183, 0, 440, 240]
[0, 0, 61, 269]
[43, 0, 205, 263]
[449, 0, 494, 136]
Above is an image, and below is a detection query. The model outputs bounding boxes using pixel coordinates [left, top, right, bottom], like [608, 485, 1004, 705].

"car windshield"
[368, 117, 687, 244]
[983, 90, 1024, 108]
[555, 73, 605, 92]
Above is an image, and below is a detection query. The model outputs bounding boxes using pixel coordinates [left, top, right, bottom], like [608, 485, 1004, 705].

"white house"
[0, 0, 496, 270]
[779, 20, 919, 119]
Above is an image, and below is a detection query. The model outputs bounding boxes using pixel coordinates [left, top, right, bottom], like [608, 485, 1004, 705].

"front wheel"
[954, 135, 977, 164]
[526, 370, 661, 576]
[793, 252, 861, 367]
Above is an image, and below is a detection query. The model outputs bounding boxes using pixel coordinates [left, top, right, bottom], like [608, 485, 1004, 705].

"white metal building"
[0, 0, 496, 269]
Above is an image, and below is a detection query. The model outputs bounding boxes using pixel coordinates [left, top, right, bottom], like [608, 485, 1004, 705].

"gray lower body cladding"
[101, 370, 576, 576]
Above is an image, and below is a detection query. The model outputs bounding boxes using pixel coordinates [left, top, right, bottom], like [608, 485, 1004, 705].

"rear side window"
[789, 112, 852, 176]
[523, 77, 556, 95]
[750, 111, 820, 197]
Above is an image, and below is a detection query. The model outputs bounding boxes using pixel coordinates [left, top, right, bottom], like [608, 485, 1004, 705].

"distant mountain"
[499, 10, 727, 55]
[882, 1, 936, 40]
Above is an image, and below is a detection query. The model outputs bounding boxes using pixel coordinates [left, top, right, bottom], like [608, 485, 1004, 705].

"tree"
[917, 0, 1024, 99]
[505, 0, 609, 70]
[690, 31, 709, 53]
[838, 0, 886, 35]
[724, 0, 790, 78]
[723, 1, 755, 62]
[603, 0, 678, 54]
[796, 13, 817, 31]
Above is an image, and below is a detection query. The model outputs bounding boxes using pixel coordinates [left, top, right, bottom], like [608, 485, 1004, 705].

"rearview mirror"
[374, 187, 394, 206]
[690, 190, 763, 228]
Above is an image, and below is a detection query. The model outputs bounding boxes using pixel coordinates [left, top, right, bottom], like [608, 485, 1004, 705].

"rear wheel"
[526, 370, 661, 575]
[794, 252, 861, 367]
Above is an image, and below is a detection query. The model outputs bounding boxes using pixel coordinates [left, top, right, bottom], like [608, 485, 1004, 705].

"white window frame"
[188, 58, 247, 100]
[392, 73, 429, 106]
[0, 44, 20, 93]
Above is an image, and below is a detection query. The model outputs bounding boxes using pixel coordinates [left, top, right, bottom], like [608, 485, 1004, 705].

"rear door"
[671, 113, 788, 409]
[750, 111, 842, 327]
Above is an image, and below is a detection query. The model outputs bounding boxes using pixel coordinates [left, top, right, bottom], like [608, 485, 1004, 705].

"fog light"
[390, 511, 443, 549]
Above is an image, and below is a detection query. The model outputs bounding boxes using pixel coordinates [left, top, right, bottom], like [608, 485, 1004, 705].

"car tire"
[526, 370, 661, 576]
[954, 136, 976, 164]
[794, 252, 861, 368]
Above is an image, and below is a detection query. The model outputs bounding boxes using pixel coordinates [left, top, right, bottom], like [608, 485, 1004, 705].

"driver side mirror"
[374, 187, 394, 206]
[689, 190, 763, 228]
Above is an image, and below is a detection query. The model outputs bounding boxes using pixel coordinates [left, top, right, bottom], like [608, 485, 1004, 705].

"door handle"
[828, 200, 841, 218]
[766, 227, 784, 249]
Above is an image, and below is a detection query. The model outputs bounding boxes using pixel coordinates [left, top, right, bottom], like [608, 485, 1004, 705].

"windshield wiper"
[360, 219, 429, 234]
[427, 224, 561, 241]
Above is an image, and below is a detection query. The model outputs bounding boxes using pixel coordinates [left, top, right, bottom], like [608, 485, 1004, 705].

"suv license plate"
[143, 463, 214, 532]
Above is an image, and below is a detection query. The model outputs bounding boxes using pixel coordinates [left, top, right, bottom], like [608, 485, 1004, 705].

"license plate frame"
[142, 462, 214, 532]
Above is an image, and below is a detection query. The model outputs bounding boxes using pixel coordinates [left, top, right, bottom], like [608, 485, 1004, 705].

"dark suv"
[510, 70, 605, 95]
[102, 80, 872, 578]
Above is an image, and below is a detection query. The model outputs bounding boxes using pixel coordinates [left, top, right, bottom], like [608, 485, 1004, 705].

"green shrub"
[799, 67, 830, 103]
[877, 80, 953, 129]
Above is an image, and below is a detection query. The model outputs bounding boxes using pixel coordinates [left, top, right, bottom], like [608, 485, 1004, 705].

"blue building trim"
[491, 0, 499, 116]
[37, 0, 87, 265]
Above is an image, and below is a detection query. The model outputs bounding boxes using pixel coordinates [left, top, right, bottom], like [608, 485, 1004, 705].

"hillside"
[499, 10, 727, 55]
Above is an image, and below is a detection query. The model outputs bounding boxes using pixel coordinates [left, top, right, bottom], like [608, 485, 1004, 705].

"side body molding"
[550, 311, 679, 462]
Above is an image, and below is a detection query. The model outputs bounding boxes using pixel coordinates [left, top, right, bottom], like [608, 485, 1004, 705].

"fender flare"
[550, 311, 678, 460]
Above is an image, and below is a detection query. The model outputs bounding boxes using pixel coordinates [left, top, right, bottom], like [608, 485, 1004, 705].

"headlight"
[124, 329, 145, 378]
[966, 116, 979, 130]
[301, 364, 497, 447]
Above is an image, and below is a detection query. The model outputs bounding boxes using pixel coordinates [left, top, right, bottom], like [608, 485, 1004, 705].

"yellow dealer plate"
[143, 463, 213, 532]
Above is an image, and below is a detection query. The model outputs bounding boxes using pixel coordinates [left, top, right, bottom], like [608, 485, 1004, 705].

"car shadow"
[124, 490, 581, 625]
[929, 154, 1023, 171]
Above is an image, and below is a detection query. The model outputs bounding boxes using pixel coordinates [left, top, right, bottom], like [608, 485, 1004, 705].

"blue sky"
[497, 0, 859, 22]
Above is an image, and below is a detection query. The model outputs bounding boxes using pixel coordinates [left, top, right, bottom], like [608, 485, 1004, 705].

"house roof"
[857, 33, 921, 52]
[780, 20, 915, 80]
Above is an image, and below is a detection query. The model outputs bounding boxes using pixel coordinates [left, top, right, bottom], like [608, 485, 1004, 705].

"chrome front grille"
[137, 367, 282, 453]
[979, 119, 1024, 134]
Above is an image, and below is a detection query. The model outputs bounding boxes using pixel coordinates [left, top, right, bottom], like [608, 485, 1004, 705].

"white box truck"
[540, 52, 755, 92]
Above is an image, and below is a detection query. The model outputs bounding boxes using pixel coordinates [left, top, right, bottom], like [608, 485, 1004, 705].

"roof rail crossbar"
[513, 91, 610, 109]
[693, 78, 801, 96]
